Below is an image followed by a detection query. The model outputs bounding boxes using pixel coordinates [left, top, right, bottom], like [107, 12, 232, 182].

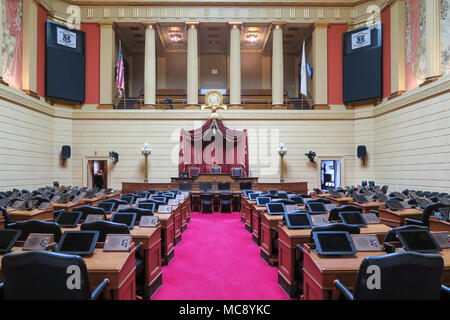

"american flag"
[116, 42, 125, 98]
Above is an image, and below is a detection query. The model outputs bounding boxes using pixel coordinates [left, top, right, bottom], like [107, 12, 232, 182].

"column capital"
[271, 21, 286, 31]
[313, 22, 330, 30]
[185, 21, 200, 30]
[142, 22, 158, 30]
[229, 21, 243, 30]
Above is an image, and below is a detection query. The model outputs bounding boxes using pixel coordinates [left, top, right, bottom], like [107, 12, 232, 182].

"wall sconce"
[305, 151, 316, 163]
[278, 142, 288, 183]
[109, 151, 119, 163]
[141, 143, 152, 183]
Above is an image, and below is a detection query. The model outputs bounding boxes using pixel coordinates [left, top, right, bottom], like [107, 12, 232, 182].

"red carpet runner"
[152, 212, 291, 300]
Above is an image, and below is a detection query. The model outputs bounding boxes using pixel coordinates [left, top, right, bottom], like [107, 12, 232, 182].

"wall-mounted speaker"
[357, 145, 367, 164]
[61, 145, 71, 161]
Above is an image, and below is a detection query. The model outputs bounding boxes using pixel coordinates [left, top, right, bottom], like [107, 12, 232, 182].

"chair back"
[211, 167, 221, 174]
[8, 220, 62, 241]
[200, 192, 214, 201]
[2, 251, 92, 300]
[219, 192, 233, 201]
[120, 194, 136, 204]
[179, 182, 192, 191]
[97, 201, 114, 214]
[380, 185, 389, 194]
[329, 205, 363, 221]
[353, 252, 444, 300]
[81, 221, 129, 242]
[190, 167, 200, 177]
[72, 205, 107, 220]
[218, 182, 230, 191]
[232, 167, 242, 177]
[102, 199, 128, 210]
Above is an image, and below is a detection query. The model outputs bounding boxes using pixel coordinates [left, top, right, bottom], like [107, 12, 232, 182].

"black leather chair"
[329, 205, 363, 221]
[191, 194, 201, 212]
[218, 182, 230, 191]
[406, 203, 450, 227]
[102, 199, 128, 210]
[333, 252, 450, 300]
[361, 181, 368, 187]
[72, 205, 107, 221]
[97, 201, 114, 214]
[219, 193, 233, 213]
[147, 189, 158, 195]
[121, 194, 136, 204]
[118, 207, 153, 221]
[8, 220, 63, 241]
[200, 192, 214, 214]
[30, 196, 50, 206]
[80, 220, 130, 242]
[179, 182, 192, 191]
[307, 198, 331, 204]
[135, 191, 149, 199]
[0, 251, 109, 300]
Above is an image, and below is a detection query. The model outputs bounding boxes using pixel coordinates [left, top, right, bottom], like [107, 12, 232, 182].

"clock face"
[207, 92, 221, 106]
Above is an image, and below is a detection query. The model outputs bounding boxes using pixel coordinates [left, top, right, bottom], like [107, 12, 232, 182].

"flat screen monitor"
[265, 203, 286, 215]
[385, 199, 405, 211]
[256, 197, 271, 207]
[397, 229, 442, 253]
[248, 193, 260, 201]
[136, 202, 156, 212]
[243, 190, 254, 197]
[0, 229, 22, 254]
[240, 182, 252, 190]
[151, 196, 167, 203]
[111, 213, 137, 229]
[339, 211, 367, 227]
[306, 202, 327, 214]
[313, 231, 357, 256]
[56, 231, 99, 256]
[55, 211, 82, 228]
[284, 212, 312, 229]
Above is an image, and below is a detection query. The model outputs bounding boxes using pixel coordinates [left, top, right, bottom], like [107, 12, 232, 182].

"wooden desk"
[61, 225, 163, 299]
[302, 246, 450, 300]
[172, 205, 182, 245]
[378, 207, 423, 227]
[154, 213, 175, 265]
[52, 202, 80, 211]
[0, 246, 137, 300]
[277, 223, 391, 298]
[330, 197, 354, 206]
[429, 217, 450, 232]
[311, 193, 331, 199]
[353, 201, 384, 213]
[8, 208, 53, 222]
[260, 213, 284, 265]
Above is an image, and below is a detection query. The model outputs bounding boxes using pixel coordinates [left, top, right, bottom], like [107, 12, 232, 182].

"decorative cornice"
[1, 75, 450, 122]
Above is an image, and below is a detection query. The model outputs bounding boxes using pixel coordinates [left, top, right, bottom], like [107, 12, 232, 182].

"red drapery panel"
[179, 119, 249, 176]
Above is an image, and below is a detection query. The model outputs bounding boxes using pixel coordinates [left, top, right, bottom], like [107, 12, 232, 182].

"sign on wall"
[351, 29, 371, 49]
[57, 27, 77, 49]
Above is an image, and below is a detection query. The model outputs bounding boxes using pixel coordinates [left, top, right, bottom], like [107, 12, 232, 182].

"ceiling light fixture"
[170, 33, 181, 43]
[246, 34, 258, 43]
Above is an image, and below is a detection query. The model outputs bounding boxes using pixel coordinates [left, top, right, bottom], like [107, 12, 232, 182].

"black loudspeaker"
[357, 145, 367, 164]
[61, 145, 71, 160]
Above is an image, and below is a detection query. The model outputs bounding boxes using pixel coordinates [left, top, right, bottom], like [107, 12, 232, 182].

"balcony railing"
[113, 96, 313, 110]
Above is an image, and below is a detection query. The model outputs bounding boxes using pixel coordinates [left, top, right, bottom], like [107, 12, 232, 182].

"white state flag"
[300, 41, 307, 96]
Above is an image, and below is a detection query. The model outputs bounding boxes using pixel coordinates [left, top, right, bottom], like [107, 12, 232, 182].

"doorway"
[88, 160, 108, 189]
[320, 160, 341, 189]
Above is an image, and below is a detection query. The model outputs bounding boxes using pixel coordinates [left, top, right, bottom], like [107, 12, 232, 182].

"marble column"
[424, 0, 442, 83]
[99, 21, 115, 108]
[186, 21, 199, 108]
[229, 22, 242, 107]
[272, 22, 285, 108]
[143, 23, 157, 108]
[312, 22, 329, 109]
